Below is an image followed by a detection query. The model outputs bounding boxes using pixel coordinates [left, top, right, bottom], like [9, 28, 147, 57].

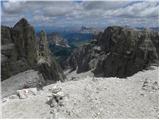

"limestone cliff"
[66, 26, 159, 78]
[1, 18, 65, 82]
[36, 30, 65, 81]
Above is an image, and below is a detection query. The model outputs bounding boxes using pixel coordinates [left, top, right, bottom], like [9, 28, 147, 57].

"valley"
[1, 14, 159, 119]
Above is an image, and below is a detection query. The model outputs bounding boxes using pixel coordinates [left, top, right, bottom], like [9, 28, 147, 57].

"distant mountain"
[47, 33, 70, 48]
[59, 32, 94, 43]
[149, 27, 159, 32]
[48, 32, 94, 68]
[136, 27, 159, 32]
[80, 26, 103, 35]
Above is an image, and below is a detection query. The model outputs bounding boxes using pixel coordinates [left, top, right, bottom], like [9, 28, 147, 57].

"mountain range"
[1, 18, 159, 119]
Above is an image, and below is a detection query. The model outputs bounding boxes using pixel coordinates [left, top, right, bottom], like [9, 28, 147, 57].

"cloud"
[2, 0, 27, 14]
[42, 1, 79, 17]
[83, 1, 130, 10]
[1, 1, 159, 28]
[106, 1, 159, 18]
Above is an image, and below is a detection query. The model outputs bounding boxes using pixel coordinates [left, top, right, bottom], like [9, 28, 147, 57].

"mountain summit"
[1, 18, 65, 82]
[66, 26, 159, 78]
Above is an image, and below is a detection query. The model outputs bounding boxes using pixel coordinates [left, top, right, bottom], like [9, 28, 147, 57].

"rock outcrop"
[1, 70, 44, 98]
[13, 18, 37, 66]
[66, 26, 159, 78]
[36, 30, 66, 81]
[1, 18, 65, 82]
[1, 18, 37, 80]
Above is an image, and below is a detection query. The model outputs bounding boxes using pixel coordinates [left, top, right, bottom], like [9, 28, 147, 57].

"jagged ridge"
[1, 18, 65, 82]
[66, 26, 159, 78]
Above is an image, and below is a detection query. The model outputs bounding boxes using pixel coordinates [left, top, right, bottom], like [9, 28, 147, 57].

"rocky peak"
[37, 30, 49, 62]
[1, 18, 38, 80]
[12, 18, 37, 66]
[1, 18, 65, 82]
[13, 18, 30, 29]
[66, 26, 159, 78]
[37, 30, 66, 81]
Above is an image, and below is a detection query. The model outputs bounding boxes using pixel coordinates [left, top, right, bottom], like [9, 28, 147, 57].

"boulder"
[48, 91, 65, 107]
[17, 88, 37, 99]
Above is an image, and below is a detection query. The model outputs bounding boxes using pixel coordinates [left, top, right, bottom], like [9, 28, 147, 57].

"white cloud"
[2, 0, 27, 14]
[83, 1, 130, 10]
[1, 1, 159, 28]
[105, 1, 159, 18]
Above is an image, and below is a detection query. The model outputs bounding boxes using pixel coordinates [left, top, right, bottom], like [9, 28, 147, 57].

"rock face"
[1, 18, 65, 82]
[36, 30, 66, 81]
[48, 33, 69, 48]
[66, 26, 159, 78]
[1, 18, 37, 80]
[13, 18, 37, 66]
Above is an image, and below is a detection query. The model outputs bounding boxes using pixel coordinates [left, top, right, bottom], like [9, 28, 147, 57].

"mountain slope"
[2, 66, 159, 118]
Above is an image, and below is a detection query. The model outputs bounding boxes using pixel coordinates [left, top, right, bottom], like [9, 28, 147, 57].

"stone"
[48, 88, 65, 107]
[54, 91, 65, 97]
[152, 81, 159, 90]
[2, 98, 9, 103]
[52, 87, 62, 94]
[17, 88, 37, 99]
[17, 90, 28, 99]
[8, 95, 19, 99]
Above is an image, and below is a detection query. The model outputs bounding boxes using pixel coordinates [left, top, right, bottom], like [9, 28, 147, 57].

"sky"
[1, 0, 159, 30]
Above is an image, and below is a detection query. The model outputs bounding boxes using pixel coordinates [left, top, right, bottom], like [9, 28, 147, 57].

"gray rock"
[36, 30, 65, 82]
[66, 26, 159, 78]
[8, 95, 19, 99]
[1, 18, 65, 82]
[94, 26, 158, 77]
[48, 91, 65, 107]
[13, 18, 37, 66]
[17, 88, 37, 99]
[1, 18, 37, 80]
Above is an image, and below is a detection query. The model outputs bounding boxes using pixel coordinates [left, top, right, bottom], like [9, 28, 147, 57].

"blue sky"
[1, 0, 159, 29]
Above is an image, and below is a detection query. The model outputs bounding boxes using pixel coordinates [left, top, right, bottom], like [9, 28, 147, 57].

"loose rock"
[17, 88, 37, 99]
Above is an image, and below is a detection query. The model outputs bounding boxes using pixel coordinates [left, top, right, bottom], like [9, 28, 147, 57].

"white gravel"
[1, 66, 159, 118]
